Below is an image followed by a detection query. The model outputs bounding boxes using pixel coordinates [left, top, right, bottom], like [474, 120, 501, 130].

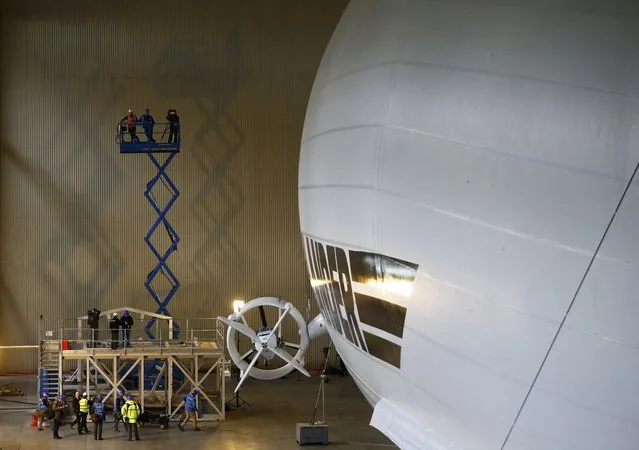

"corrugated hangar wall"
[0, 0, 348, 373]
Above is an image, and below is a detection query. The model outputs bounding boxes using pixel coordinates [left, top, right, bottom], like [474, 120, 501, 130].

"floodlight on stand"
[232, 299, 245, 314]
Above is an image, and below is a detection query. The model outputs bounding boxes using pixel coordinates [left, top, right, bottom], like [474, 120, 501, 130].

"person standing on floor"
[69, 391, 81, 431]
[37, 392, 50, 430]
[91, 394, 105, 440]
[178, 389, 201, 432]
[121, 395, 141, 441]
[51, 394, 65, 440]
[78, 392, 90, 435]
[113, 389, 126, 432]
[120, 310, 134, 348]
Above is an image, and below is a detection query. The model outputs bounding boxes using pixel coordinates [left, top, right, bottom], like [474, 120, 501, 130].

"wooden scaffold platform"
[38, 307, 227, 423]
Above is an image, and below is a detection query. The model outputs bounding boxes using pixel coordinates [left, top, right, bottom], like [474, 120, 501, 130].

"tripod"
[309, 344, 332, 425]
[225, 332, 250, 411]
[226, 382, 249, 411]
[225, 367, 250, 410]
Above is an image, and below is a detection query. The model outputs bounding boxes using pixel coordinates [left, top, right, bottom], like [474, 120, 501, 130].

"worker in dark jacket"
[121, 310, 134, 348]
[166, 109, 180, 143]
[69, 391, 81, 430]
[51, 395, 65, 440]
[113, 390, 126, 432]
[109, 313, 120, 350]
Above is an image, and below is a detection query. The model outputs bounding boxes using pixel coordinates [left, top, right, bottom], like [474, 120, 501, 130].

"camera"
[87, 308, 101, 329]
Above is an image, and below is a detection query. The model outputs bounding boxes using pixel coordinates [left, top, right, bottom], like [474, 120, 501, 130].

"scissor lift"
[118, 121, 181, 339]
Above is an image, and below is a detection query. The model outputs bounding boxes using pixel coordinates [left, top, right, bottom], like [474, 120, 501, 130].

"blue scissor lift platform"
[118, 120, 181, 340]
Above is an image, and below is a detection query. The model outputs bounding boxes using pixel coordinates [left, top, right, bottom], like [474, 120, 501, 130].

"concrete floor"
[0, 374, 397, 449]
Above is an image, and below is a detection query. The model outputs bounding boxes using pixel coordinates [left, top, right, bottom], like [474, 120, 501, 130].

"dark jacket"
[120, 316, 134, 329]
[167, 112, 180, 129]
[53, 400, 64, 421]
[114, 395, 125, 414]
[38, 396, 50, 411]
[109, 317, 120, 330]
[71, 396, 80, 414]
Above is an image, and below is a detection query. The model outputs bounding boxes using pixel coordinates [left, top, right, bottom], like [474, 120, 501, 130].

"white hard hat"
[113, 312, 118, 316]
[82, 392, 87, 396]
[128, 108, 133, 113]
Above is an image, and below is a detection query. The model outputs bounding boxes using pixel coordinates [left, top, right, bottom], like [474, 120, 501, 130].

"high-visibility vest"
[122, 400, 140, 423]
[126, 114, 137, 127]
[79, 398, 89, 413]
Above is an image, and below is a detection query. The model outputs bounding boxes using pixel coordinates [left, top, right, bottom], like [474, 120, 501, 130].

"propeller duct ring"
[226, 296, 310, 380]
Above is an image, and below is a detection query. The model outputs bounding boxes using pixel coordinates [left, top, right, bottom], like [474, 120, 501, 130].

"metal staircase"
[38, 340, 61, 397]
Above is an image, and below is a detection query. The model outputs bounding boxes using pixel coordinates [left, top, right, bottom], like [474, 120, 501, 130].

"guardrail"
[38, 317, 223, 350]
[115, 121, 180, 145]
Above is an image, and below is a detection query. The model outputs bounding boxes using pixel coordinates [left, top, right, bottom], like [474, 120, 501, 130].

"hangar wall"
[0, 0, 348, 372]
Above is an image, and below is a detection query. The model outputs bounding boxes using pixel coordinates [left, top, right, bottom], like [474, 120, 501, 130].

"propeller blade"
[263, 306, 290, 344]
[258, 305, 268, 329]
[235, 346, 264, 393]
[277, 306, 283, 339]
[217, 316, 258, 342]
[271, 346, 310, 377]
[240, 349, 256, 361]
[283, 342, 300, 349]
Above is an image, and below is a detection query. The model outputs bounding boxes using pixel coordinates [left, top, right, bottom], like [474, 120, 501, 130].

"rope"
[500, 159, 639, 449]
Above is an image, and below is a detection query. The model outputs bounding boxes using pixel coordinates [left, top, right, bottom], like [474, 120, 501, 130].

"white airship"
[220, 1, 639, 449]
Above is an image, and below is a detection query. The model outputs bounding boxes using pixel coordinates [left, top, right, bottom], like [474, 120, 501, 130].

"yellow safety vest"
[79, 398, 89, 413]
[121, 400, 140, 423]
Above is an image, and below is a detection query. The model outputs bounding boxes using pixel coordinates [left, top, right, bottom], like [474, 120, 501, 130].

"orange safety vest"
[126, 114, 137, 128]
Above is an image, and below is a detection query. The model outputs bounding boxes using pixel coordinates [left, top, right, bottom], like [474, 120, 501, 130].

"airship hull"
[299, 1, 639, 449]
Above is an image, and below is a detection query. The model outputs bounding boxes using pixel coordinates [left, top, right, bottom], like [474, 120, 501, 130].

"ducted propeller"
[218, 297, 314, 393]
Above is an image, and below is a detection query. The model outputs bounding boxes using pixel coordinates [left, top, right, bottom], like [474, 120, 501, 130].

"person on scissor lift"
[140, 108, 156, 143]
[166, 108, 180, 144]
[120, 109, 139, 142]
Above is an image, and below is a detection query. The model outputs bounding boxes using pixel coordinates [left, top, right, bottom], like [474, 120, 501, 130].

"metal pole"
[141, 355, 145, 413]
[58, 340, 63, 396]
[168, 356, 173, 417]
[86, 357, 90, 395]
[77, 318, 82, 383]
[194, 355, 199, 418]
[113, 357, 117, 402]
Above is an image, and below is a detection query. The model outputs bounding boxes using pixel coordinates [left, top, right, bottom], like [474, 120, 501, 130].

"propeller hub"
[255, 328, 277, 360]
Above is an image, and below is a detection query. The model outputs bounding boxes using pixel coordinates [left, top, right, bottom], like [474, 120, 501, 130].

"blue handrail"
[117, 121, 181, 153]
